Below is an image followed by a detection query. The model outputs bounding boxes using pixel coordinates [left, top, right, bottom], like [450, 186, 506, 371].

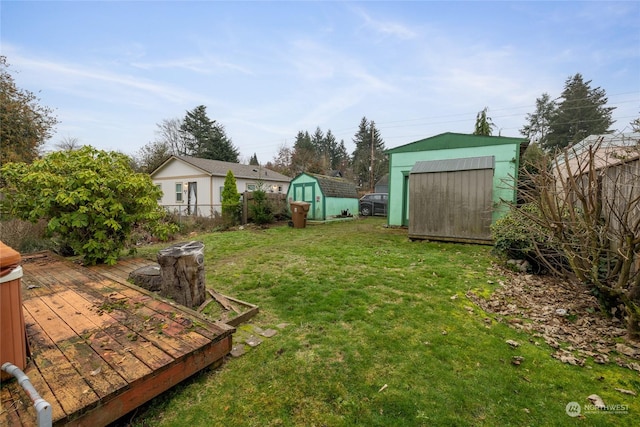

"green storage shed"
[287, 173, 359, 221]
[385, 133, 528, 241]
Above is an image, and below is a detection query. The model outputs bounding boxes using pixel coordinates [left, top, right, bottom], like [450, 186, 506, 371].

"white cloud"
[5, 47, 202, 107]
[131, 56, 253, 75]
[353, 7, 418, 40]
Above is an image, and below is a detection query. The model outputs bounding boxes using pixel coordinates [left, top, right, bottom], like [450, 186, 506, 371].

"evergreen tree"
[473, 107, 495, 136]
[351, 117, 387, 191]
[311, 126, 325, 154]
[249, 185, 274, 225]
[249, 153, 259, 165]
[181, 105, 239, 162]
[291, 130, 322, 174]
[311, 127, 328, 170]
[351, 117, 370, 186]
[335, 139, 351, 172]
[544, 73, 615, 151]
[221, 170, 240, 226]
[323, 129, 340, 170]
[520, 93, 556, 146]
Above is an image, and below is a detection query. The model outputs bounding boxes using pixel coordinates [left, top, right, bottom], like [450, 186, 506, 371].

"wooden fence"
[241, 191, 288, 224]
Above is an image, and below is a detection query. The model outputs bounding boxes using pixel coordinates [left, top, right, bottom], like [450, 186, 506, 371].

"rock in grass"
[614, 388, 637, 396]
[511, 356, 524, 366]
[260, 329, 278, 338]
[587, 394, 606, 410]
[230, 344, 246, 357]
[245, 335, 263, 347]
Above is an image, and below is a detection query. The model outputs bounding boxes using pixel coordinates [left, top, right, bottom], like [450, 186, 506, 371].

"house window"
[155, 184, 163, 201]
[220, 186, 224, 202]
[175, 183, 183, 202]
[247, 183, 257, 192]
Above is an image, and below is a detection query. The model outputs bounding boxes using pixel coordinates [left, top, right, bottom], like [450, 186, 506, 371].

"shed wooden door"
[293, 182, 316, 219]
[409, 166, 493, 243]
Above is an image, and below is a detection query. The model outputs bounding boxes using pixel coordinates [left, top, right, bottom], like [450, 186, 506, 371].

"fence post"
[242, 191, 248, 225]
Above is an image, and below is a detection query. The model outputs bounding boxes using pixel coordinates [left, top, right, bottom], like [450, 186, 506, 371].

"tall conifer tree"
[544, 74, 615, 151]
[180, 105, 239, 162]
[351, 117, 387, 190]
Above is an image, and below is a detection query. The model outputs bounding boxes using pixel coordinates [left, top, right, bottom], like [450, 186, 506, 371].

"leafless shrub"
[517, 137, 640, 338]
[0, 218, 50, 253]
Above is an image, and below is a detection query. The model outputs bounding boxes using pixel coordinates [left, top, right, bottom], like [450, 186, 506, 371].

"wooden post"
[157, 241, 206, 308]
[242, 191, 249, 225]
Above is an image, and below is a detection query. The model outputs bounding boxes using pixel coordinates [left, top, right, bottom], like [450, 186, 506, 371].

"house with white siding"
[150, 155, 291, 217]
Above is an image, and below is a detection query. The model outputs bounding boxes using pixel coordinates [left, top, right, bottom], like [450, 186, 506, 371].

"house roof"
[306, 173, 359, 199]
[385, 132, 528, 154]
[375, 173, 389, 186]
[151, 155, 292, 182]
[554, 133, 640, 176]
[411, 156, 495, 174]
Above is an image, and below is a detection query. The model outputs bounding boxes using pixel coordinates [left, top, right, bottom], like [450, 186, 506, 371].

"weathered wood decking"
[0, 252, 234, 426]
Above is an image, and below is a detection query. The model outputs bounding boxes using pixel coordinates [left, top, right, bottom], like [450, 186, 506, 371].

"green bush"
[249, 189, 274, 225]
[491, 204, 566, 273]
[1, 146, 176, 265]
[221, 170, 240, 227]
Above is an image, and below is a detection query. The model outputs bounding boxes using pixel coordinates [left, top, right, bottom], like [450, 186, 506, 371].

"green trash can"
[290, 201, 310, 228]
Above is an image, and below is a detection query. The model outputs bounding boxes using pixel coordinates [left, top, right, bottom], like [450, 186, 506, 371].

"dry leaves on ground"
[467, 267, 640, 372]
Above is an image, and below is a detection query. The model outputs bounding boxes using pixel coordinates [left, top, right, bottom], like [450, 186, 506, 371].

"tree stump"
[157, 241, 206, 308]
[128, 265, 162, 292]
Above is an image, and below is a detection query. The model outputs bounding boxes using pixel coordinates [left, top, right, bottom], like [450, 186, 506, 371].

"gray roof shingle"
[155, 155, 291, 182]
[307, 173, 358, 199]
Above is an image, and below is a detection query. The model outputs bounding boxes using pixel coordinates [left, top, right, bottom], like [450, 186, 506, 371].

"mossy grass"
[132, 218, 638, 426]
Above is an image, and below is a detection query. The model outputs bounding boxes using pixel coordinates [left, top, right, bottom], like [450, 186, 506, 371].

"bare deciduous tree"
[156, 117, 188, 156]
[54, 136, 82, 151]
[517, 137, 640, 337]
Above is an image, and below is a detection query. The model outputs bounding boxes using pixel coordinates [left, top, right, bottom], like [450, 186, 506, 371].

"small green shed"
[385, 133, 528, 241]
[287, 173, 359, 220]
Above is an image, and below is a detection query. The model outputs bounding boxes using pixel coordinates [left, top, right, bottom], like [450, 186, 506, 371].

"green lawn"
[132, 218, 638, 426]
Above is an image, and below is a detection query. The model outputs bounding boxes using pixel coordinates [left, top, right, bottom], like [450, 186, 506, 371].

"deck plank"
[38, 289, 155, 385]
[0, 252, 234, 426]
[71, 279, 209, 359]
[13, 313, 67, 423]
[21, 299, 100, 416]
[0, 384, 28, 427]
[25, 308, 127, 400]
[23, 259, 213, 359]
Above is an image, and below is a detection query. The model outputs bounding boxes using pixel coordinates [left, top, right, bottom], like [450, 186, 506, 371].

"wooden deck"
[0, 252, 234, 426]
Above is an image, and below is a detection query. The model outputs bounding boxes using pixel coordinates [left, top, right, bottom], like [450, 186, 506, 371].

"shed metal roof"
[410, 156, 495, 174]
[385, 132, 527, 155]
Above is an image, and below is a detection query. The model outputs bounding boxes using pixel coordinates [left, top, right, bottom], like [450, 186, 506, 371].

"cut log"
[157, 241, 206, 308]
[128, 265, 162, 292]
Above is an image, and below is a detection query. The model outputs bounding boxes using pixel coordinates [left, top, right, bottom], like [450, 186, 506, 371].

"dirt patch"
[468, 267, 640, 372]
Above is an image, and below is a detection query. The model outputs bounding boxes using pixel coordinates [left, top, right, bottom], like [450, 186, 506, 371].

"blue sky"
[2, 1, 639, 164]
